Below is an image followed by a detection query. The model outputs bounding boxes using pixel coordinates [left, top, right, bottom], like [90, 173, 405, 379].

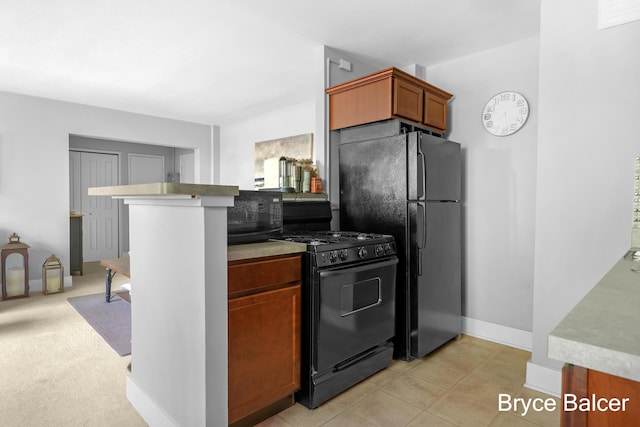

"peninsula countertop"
[548, 251, 640, 382]
[227, 240, 307, 262]
[88, 182, 239, 197]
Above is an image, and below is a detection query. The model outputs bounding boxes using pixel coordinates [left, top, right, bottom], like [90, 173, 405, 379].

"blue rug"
[67, 293, 131, 356]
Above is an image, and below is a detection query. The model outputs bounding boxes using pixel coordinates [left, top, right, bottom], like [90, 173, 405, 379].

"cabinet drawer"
[228, 254, 301, 297]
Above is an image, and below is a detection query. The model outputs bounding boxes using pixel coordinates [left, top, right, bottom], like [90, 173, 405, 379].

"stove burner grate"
[297, 231, 387, 242]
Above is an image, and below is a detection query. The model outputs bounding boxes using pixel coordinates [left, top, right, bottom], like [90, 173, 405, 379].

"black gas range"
[282, 230, 398, 409]
[283, 231, 397, 267]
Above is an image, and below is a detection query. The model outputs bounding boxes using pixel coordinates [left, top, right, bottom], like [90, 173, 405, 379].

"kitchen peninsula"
[548, 251, 640, 426]
[89, 183, 238, 427]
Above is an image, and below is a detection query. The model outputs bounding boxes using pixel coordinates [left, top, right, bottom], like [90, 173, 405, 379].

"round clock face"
[482, 91, 529, 136]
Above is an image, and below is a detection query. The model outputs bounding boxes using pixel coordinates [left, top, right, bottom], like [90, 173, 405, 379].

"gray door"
[79, 152, 119, 261]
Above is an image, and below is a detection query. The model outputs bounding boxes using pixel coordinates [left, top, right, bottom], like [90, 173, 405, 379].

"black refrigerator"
[338, 120, 461, 361]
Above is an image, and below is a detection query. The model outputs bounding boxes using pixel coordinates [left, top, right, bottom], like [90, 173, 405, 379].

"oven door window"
[340, 278, 381, 316]
[315, 257, 397, 373]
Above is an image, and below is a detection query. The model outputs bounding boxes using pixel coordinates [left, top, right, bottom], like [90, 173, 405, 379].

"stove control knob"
[339, 249, 349, 261]
[375, 244, 384, 256]
[384, 243, 392, 253]
[329, 251, 338, 263]
[358, 247, 368, 259]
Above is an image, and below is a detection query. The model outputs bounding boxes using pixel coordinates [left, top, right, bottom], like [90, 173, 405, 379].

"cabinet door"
[228, 285, 301, 424]
[393, 78, 423, 123]
[424, 92, 448, 131]
[561, 364, 640, 427]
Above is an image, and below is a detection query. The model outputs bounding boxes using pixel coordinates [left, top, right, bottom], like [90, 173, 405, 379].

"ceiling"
[0, 0, 540, 126]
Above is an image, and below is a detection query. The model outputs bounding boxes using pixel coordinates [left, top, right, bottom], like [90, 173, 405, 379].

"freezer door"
[409, 133, 461, 201]
[409, 201, 461, 359]
[339, 134, 408, 235]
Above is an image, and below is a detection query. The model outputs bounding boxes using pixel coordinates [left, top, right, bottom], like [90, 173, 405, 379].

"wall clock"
[481, 91, 529, 136]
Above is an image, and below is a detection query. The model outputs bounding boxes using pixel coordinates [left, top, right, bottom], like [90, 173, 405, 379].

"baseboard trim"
[126, 376, 178, 427]
[462, 317, 562, 397]
[462, 316, 532, 350]
[525, 361, 562, 397]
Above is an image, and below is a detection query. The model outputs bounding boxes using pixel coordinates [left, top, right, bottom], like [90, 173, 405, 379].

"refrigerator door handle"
[417, 141, 426, 201]
[417, 202, 427, 276]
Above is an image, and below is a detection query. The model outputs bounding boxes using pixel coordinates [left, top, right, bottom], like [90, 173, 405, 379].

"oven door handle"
[318, 257, 398, 276]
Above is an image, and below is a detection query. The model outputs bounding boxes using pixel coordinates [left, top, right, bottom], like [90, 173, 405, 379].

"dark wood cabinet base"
[229, 394, 295, 427]
[228, 254, 302, 425]
[562, 364, 640, 427]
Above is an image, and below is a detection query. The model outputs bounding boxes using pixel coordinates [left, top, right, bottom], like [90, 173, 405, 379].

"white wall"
[218, 100, 316, 190]
[0, 91, 212, 283]
[530, 0, 640, 388]
[218, 45, 384, 196]
[427, 37, 540, 333]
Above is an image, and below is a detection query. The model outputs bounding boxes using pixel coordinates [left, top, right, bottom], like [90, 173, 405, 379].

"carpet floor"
[67, 292, 131, 356]
[0, 261, 146, 427]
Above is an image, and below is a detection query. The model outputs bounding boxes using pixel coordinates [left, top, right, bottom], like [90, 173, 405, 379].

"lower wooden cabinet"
[562, 364, 640, 426]
[228, 254, 301, 426]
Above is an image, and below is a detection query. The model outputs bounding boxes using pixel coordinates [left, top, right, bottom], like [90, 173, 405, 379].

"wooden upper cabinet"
[393, 78, 423, 123]
[326, 67, 453, 132]
[424, 91, 448, 131]
[328, 76, 393, 131]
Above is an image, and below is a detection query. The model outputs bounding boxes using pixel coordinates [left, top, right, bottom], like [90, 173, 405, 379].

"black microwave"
[227, 190, 283, 244]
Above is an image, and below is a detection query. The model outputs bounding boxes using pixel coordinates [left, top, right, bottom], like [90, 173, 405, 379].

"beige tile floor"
[258, 335, 560, 427]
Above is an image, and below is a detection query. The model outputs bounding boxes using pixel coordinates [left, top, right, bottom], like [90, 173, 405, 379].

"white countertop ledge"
[88, 182, 239, 197]
[548, 253, 640, 382]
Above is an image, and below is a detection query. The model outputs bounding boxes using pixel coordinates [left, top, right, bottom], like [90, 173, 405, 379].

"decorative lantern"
[1, 233, 30, 301]
[42, 254, 64, 295]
